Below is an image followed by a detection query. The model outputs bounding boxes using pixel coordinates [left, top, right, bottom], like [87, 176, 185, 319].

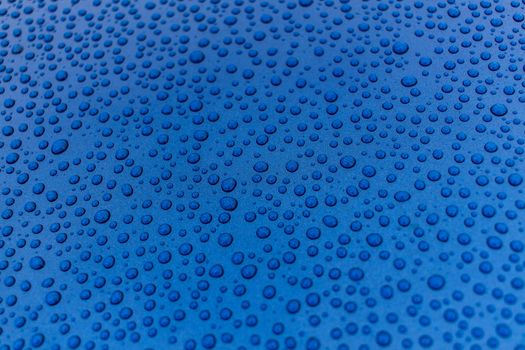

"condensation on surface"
[0, 0, 524, 349]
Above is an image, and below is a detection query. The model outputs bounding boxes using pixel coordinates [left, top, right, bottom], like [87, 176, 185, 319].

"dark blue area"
[0, 0, 524, 349]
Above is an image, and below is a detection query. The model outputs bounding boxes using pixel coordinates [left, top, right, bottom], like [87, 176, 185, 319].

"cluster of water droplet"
[0, 0, 524, 349]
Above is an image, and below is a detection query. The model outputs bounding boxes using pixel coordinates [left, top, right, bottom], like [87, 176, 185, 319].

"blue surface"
[0, 0, 524, 349]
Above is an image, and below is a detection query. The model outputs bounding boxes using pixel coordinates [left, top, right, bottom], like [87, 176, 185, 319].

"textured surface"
[0, 0, 525, 349]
